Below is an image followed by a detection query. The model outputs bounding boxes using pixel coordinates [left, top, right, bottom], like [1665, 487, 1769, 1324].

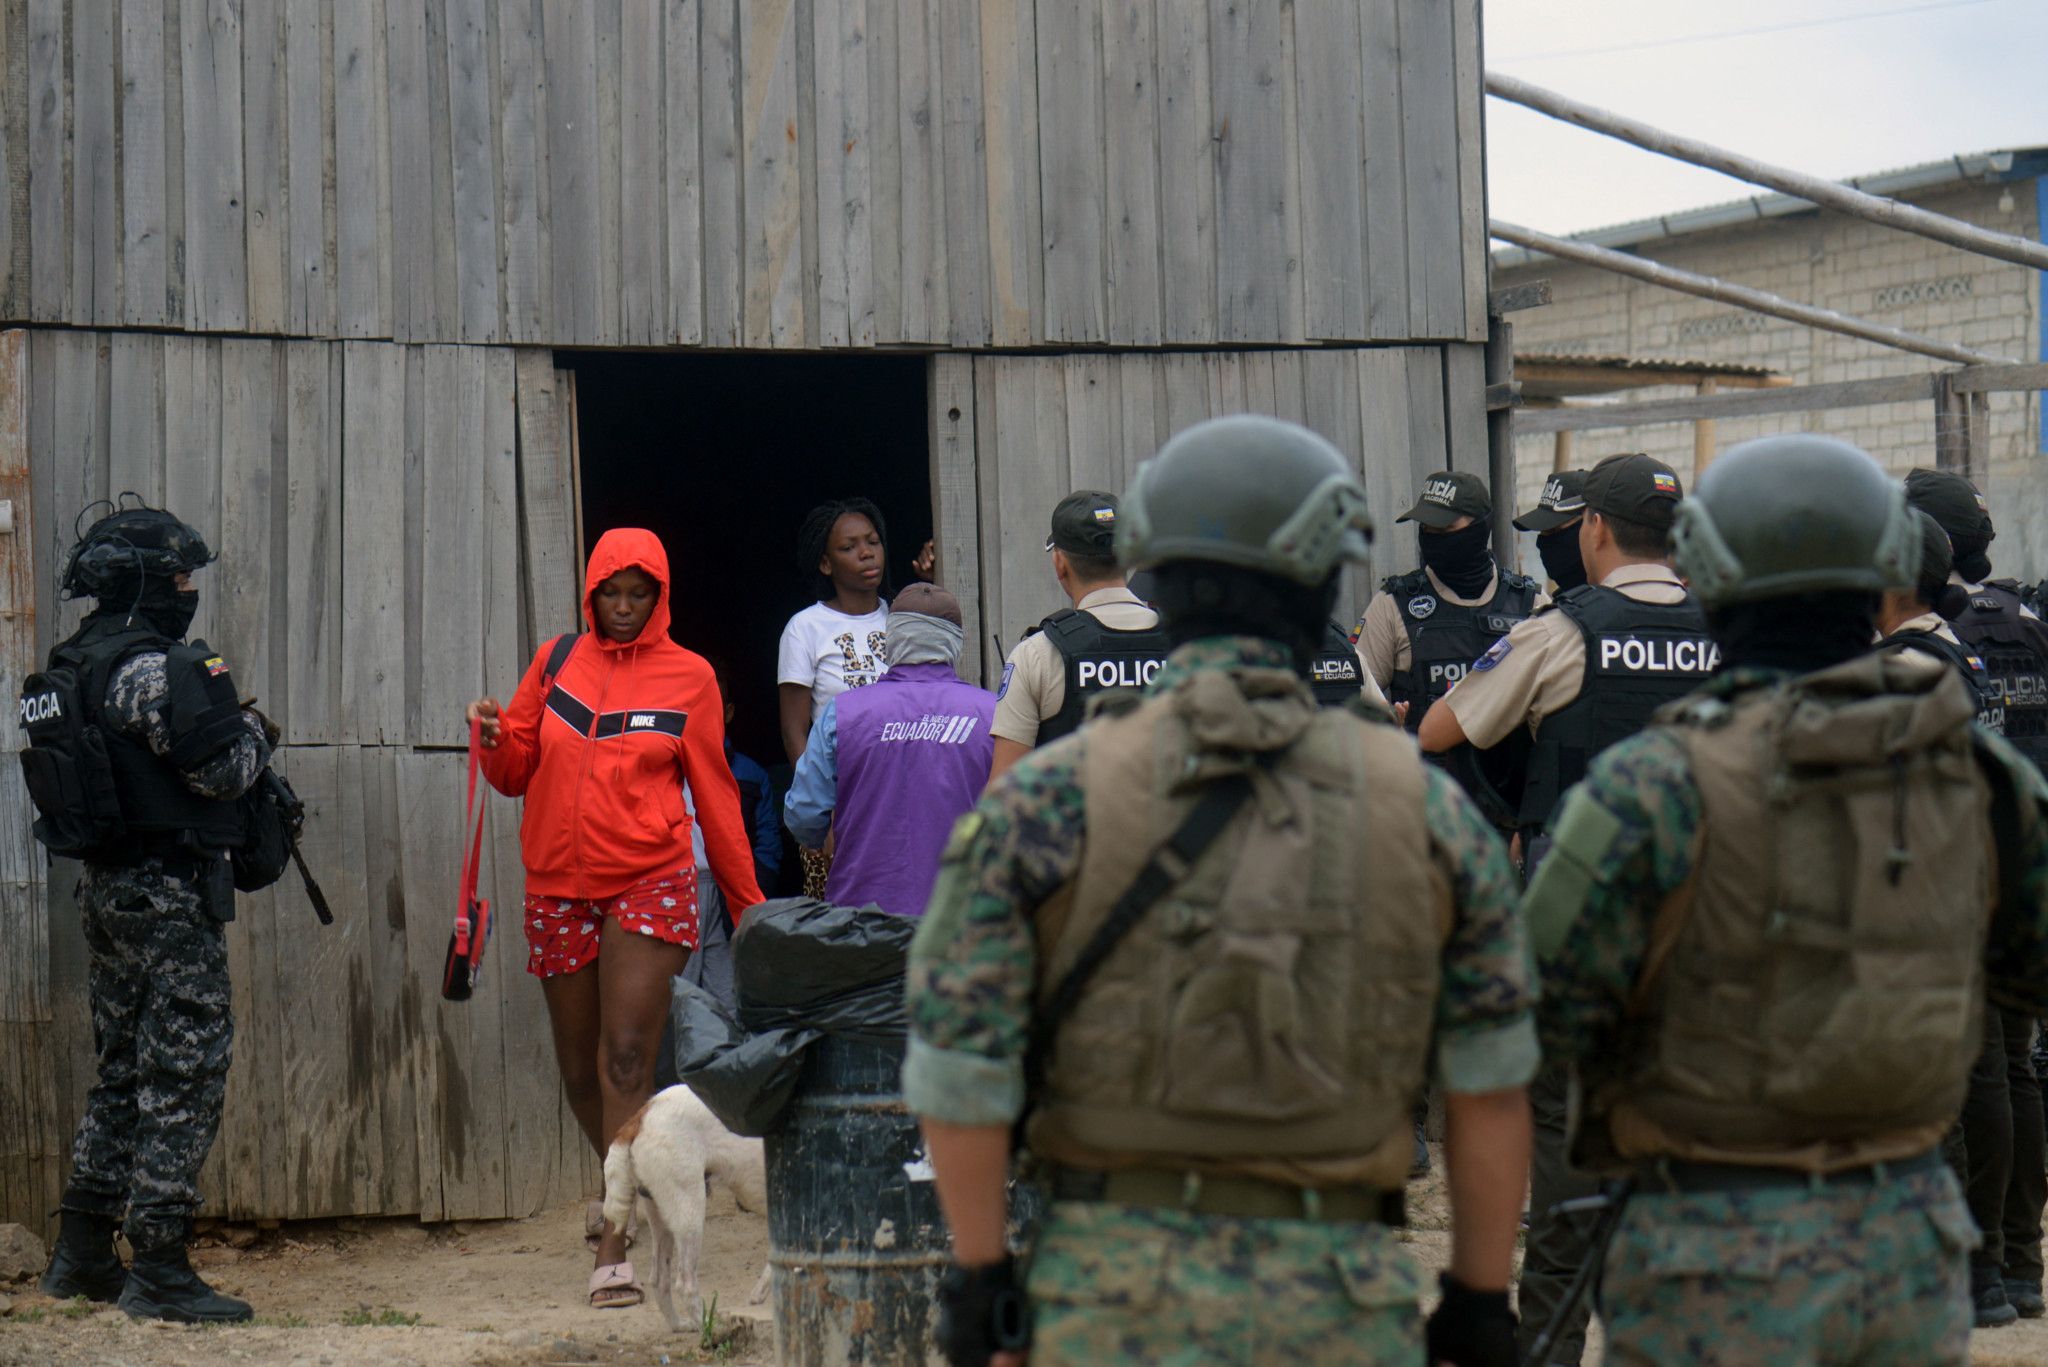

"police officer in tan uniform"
[1520, 469, 1591, 594]
[987, 492, 1167, 786]
[1419, 453, 1713, 1367]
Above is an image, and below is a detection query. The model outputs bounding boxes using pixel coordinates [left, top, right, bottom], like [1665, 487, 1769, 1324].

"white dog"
[602, 1083, 771, 1332]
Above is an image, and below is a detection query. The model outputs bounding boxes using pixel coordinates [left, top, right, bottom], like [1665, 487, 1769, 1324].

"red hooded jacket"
[480, 529, 764, 915]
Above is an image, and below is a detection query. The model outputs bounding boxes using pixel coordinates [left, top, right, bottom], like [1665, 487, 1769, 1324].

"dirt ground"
[5, 1149, 2048, 1365]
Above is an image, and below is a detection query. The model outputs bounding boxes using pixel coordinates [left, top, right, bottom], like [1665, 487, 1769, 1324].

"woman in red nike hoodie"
[465, 528, 762, 1308]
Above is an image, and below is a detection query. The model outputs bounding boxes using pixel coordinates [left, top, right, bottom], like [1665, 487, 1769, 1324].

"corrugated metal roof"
[1491, 147, 2048, 270]
[1518, 352, 1784, 378]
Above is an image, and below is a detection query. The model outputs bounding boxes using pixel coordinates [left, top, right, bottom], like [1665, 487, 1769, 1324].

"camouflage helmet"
[1117, 416, 1372, 586]
[1669, 434, 1918, 609]
[61, 499, 215, 601]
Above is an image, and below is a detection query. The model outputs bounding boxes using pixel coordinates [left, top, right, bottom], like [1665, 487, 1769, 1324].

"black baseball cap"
[1396, 471, 1490, 528]
[1903, 467, 1995, 545]
[1582, 452, 1684, 531]
[1514, 469, 1589, 533]
[1046, 489, 1122, 556]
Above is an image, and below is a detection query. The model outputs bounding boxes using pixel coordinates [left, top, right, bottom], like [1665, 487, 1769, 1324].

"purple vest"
[827, 661, 996, 916]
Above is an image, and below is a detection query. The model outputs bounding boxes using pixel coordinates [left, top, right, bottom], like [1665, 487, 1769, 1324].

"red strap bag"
[440, 717, 493, 1002]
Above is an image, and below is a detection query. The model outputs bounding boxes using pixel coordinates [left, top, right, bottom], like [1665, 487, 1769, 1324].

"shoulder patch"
[1408, 594, 1438, 621]
[203, 655, 230, 677]
[1471, 637, 1512, 673]
[997, 662, 1015, 700]
[940, 810, 985, 862]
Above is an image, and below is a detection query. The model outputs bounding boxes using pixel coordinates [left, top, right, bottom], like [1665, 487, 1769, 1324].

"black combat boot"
[39, 1208, 128, 1302]
[1973, 1264, 2019, 1329]
[2005, 1279, 2047, 1319]
[117, 1230, 253, 1323]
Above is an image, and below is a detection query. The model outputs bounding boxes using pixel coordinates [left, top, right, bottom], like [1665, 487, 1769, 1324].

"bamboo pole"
[1486, 72, 2048, 273]
[1488, 220, 2008, 367]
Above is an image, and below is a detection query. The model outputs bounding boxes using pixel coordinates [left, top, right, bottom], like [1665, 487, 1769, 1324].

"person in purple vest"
[784, 583, 996, 917]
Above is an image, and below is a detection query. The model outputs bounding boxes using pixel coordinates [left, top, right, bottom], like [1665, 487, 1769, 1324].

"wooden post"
[1485, 314, 1518, 570]
[1934, 371, 1973, 479]
[1692, 378, 1719, 477]
[1551, 428, 1573, 474]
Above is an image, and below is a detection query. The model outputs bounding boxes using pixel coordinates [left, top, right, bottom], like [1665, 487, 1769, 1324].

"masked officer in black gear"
[1418, 452, 1712, 1366]
[1518, 469, 1591, 594]
[22, 504, 270, 1323]
[1905, 467, 2048, 767]
[1355, 470, 1543, 731]
[1878, 509, 2001, 732]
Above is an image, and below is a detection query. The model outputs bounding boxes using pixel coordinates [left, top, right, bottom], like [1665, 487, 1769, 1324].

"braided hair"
[795, 498, 890, 602]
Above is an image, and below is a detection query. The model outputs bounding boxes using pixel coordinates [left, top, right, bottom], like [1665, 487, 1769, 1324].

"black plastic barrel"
[766, 1034, 947, 1365]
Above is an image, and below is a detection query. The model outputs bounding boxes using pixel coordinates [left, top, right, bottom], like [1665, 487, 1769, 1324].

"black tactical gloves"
[1425, 1272, 1518, 1367]
[935, 1257, 1032, 1367]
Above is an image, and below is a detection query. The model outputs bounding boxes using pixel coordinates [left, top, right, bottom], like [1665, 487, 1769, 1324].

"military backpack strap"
[1023, 767, 1262, 1097]
[1625, 826, 1708, 1019]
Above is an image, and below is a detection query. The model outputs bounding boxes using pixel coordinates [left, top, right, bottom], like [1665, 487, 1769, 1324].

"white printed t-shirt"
[778, 600, 891, 713]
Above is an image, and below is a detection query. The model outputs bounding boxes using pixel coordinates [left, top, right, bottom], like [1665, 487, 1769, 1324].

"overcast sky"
[1484, 0, 2048, 237]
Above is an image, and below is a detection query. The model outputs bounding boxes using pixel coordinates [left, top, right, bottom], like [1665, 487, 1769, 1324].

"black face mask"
[1536, 526, 1588, 593]
[1417, 522, 1495, 598]
[1709, 592, 1879, 676]
[95, 577, 199, 639]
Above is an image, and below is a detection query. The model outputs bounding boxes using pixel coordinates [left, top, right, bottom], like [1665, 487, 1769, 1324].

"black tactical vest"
[1880, 626, 2001, 734]
[1384, 567, 1540, 730]
[1949, 580, 2048, 765]
[1308, 622, 1366, 707]
[1037, 606, 1172, 744]
[19, 615, 246, 862]
[1519, 584, 1716, 828]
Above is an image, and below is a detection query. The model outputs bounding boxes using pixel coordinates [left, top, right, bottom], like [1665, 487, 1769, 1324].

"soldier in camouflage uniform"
[26, 505, 269, 1323]
[1525, 435, 2048, 1366]
[906, 417, 1534, 1367]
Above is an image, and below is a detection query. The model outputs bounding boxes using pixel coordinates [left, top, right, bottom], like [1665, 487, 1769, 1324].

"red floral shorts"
[522, 867, 699, 978]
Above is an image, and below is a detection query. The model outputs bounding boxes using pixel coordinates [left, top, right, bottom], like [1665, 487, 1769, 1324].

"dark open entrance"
[563, 352, 932, 768]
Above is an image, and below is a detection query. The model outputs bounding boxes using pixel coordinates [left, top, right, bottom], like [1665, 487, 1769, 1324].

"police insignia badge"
[1472, 637, 1512, 672]
[997, 662, 1014, 699]
[204, 655, 230, 677]
[1408, 594, 1438, 620]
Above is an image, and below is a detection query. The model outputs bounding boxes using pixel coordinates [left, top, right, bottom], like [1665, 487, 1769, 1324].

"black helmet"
[1118, 415, 1372, 587]
[61, 499, 215, 601]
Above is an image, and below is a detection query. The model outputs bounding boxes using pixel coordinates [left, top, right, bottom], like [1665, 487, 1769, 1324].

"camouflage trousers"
[1600, 1163, 1975, 1366]
[1022, 1200, 1422, 1365]
[64, 862, 233, 1250]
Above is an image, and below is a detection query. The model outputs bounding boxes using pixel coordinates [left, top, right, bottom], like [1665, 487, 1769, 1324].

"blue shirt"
[784, 701, 841, 850]
[726, 742, 782, 878]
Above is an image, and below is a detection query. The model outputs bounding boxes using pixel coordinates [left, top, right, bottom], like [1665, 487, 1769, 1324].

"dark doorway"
[564, 352, 932, 768]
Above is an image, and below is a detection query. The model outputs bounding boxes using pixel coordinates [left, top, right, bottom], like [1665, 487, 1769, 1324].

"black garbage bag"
[671, 897, 918, 1136]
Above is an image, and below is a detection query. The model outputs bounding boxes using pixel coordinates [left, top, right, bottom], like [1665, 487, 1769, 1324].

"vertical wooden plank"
[1441, 342, 1488, 475]
[1451, 0, 1487, 340]
[162, 336, 223, 645]
[121, 0, 173, 325]
[283, 0, 334, 336]
[590, 0, 624, 345]
[1292, 0, 1367, 341]
[384, 0, 437, 340]
[1299, 351, 1369, 631]
[1154, 0, 1213, 343]
[1100, 0, 1162, 346]
[1031, 0, 1105, 343]
[699, 0, 744, 347]
[284, 343, 340, 742]
[0, 331, 46, 1046]
[491, 801, 555, 1218]
[928, 355, 982, 683]
[543, 0, 601, 345]
[70, 0, 118, 324]
[663, 0, 704, 344]
[512, 351, 579, 641]
[0, 3, 23, 320]
[182, 0, 250, 331]
[618, 0, 667, 347]
[496, 0, 547, 343]
[1398, 0, 1459, 338]
[1240, 349, 1280, 417]
[1062, 353, 1118, 497]
[739, 0, 804, 346]
[971, 359, 1004, 660]
[935, 0, 988, 346]
[106, 334, 166, 505]
[46, 332, 107, 645]
[978, 0, 1040, 346]
[340, 343, 406, 744]
[1360, 0, 1410, 339]
[812, 0, 873, 349]
[355, 744, 419, 1214]
[217, 339, 278, 726]
[1114, 350, 1161, 482]
[1403, 345, 1448, 479]
[332, 0, 390, 338]
[416, 346, 485, 747]
[445, 0, 502, 342]
[396, 749, 452, 1222]
[1205, 350, 1246, 415]
[1159, 349, 1209, 438]
[26, 0, 65, 321]
[241, 0, 289, 333]
[1208, 0, 1301, 343]
[893, 0, 941, 343]
[479, 348, 521, 710]
[1356, 347, 1417, 592]
[985, 358, 1070, 640]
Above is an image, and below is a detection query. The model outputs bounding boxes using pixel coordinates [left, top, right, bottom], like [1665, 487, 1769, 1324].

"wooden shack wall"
[0, 0, 1488, 349]
[0, 328, 596, 1231]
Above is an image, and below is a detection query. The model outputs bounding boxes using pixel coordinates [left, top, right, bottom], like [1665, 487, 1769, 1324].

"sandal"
[590, 1260, 643, 1309]
[585, 1198, 634, 1253]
